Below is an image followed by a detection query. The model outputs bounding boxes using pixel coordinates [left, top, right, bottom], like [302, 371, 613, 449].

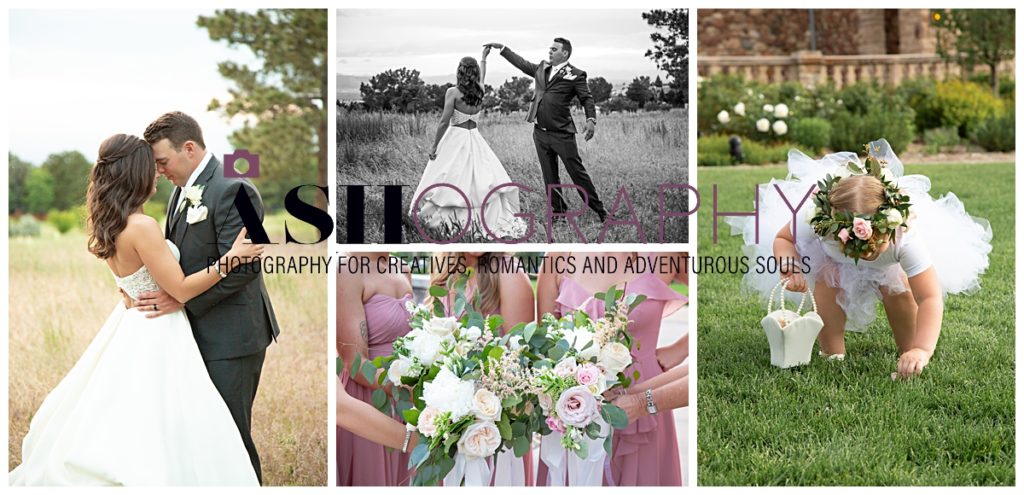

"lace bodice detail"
[113, 240, 180, 300]
[451, 108, 479, 126]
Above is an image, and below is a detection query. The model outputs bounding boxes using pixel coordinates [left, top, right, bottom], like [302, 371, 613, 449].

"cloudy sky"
[337, 9, 670, 99]
[9, 9, 257, 164]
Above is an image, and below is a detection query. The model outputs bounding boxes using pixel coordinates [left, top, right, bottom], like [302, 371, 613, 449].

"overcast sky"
[9, 9, 257, 164]
[337, 9, 669, 93]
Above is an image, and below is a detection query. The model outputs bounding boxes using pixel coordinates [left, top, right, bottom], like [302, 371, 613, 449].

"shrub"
[603, 96, 639, 113]
[928, 80, 1004, 137]
[923, 127, 961, 154]
[643, 100, 672, 112]
[971, 108, 1015, 152]
[968, 72, 1016, 100]
[47, 208, 81, 234]
[697, 152, 734, 167]
[698, 134, 791, 166]
[897, 77, 939, 132]
[9, 215, 41, 237]
[830, 106, 915, 154]
[789, 118, 832, 153]
[744, 141, 791, 165]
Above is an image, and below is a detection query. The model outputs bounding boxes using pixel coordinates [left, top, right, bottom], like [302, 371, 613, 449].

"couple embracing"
[410, 37, 609, 240]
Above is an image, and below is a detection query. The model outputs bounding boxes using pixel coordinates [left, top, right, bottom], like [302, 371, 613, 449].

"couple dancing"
[337, 252, 688, 486]
[410, 38, 609, 240]
[10, 112, 279, 486]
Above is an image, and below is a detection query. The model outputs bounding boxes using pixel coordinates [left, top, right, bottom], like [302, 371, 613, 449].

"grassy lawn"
[697, 163, 1015, 485]
[8, 213, 327, 486]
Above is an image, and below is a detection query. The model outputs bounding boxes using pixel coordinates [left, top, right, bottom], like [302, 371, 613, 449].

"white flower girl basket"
[760, 278, 824, 369]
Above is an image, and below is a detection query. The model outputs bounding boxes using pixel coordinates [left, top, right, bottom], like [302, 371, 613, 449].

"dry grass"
[7, 217, 326, 486]
[337, 109, 690, 243]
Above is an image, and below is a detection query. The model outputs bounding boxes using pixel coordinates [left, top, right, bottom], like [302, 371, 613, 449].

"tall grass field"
[697, 163, 1015, 485]
[337, 109, 689, 243]
[7, 214, 327, 486]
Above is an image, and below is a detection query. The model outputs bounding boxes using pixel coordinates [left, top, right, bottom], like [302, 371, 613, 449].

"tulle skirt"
[409, 126, 525, 239]
[9, 305, 258, 486]
[727, 144, 992, 332]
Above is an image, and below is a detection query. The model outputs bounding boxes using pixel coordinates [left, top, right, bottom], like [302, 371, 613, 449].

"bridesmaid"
[535, 252, 687, 486]
[426, 252, 535, 486]
[337, 252, 414, 486]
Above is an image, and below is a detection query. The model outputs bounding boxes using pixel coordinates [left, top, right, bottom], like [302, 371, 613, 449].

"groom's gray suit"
[165, 155, 279, 484]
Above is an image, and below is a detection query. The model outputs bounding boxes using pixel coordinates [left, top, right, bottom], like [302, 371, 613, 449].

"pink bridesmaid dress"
[441, 294, 534, 486]
[535, 272, 686, 486]
[337, 293, 414, 486]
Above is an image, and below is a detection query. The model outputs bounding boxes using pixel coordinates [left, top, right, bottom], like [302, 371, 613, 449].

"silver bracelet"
[644, 389, 658, 414]
[401, 428, 413, 453]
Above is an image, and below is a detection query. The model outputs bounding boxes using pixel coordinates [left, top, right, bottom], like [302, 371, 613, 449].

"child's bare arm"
[896, 267, 944, 377]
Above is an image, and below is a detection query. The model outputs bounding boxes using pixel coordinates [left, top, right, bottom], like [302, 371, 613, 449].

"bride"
[9, 134, 263, 486]
[409, 46, 525, 240]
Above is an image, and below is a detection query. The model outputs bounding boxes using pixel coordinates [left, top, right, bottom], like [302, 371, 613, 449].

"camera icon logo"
[224, 149, 260, 178]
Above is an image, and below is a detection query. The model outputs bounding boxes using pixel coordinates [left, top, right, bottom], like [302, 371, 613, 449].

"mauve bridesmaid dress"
[337, 293, 414, 486]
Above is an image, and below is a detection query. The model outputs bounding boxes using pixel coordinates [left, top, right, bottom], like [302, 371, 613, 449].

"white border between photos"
[2, 0, 1022, 494]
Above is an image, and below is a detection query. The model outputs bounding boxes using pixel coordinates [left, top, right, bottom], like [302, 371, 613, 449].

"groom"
[485, 38, 608, 223]
[135, 111, 279, 484]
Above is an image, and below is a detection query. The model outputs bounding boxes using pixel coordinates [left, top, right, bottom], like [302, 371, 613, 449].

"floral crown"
[808, 143, 912, 262]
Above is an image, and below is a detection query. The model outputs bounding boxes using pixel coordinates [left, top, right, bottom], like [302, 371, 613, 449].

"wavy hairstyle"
[457, 57, 484, 107]
[86, 134, 156, 259]
[425, 252, 502, 317]
[829, 174, 889, 256]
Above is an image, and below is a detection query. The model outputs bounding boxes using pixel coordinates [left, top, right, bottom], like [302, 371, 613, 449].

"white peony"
[598, 342, 633, 374]
[472, 388, 501, 421]
[422, 368, 475, 418]
[387, 356, 413, 386]
[464, 326, 482, 341]
[417, 406, 441, 437]
[774, 103, 789, 118]
[756, 118, 770, 133]
[183, 185, 204, 204]
[885, 208, 904, 228]
[425, 316, 459, 337]
[407, 330, 444, 365]
[717, 110, 730, 124]
[553, 357, 578, 377]
[733, 102, 746, 116]
[568, 327, 598, 360]
[762, 104, 774, 113]
[458, 421, 502, 458]
[772, 120, 788, 136]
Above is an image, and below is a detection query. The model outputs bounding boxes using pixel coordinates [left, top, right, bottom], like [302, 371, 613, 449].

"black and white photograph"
[337, 9, 689, 244]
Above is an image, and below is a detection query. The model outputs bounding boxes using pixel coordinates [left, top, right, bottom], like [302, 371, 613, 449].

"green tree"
[198, 9, 328, 210]
[933, 9, 1015, 97]
[229, 113, 318, 211]
[360, 68, 432, 112]
[588, 76, 613, 104]
[25, 167, 55, 215]
[626, 76, 654, 108]
[8, 153, 32, 214]
[643, 9, 689, 106]
[41, 151, 92, 211]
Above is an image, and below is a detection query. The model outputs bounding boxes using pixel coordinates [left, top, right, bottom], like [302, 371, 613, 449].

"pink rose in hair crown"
[852, 217, 873, 240]
[545, 415, 566, 434]
[555, 385, 600, 427]
[838, 228, 851, 243]
[575, 364, 601, 386]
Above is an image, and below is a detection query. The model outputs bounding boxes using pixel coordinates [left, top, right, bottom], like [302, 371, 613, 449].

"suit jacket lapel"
[166, 186, 181, 238]
[172, 155, 220, 247]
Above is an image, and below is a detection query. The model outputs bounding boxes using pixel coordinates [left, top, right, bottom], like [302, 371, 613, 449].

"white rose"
[837, 99, 844, 106]
[458, 421, 501, 458]
[794, 95, 801, 101]
[880, 167, 896, 184]
[598, 342, 632, 374]
[774, 103, 789, 118]
[509, 335, 525, 351]
[464, 326, 482, 341]
[422, 368, 475, 417]
[186, 205, 208, 224]
[472, 388, 501, 421]
[426, 316, 459, 337]
[183, 185, 203, 204]
[746, 88, 754, 96]
[418, 406, 441, 437]
[553, 357, 578, 377]
[762, 104, 774, 114]
[756, 118, 770, 133]
[885, 208, 904, 228]
[388, 357, 413, 386]
[733, 102, 746, 116]
[569, 328, 598, 360]
[772, 120, 788, 136]
[805, 205, 821, 223]
[586, 373, 608, 395]
[407, 331, 443, 365]
[717, 110, 730, 124]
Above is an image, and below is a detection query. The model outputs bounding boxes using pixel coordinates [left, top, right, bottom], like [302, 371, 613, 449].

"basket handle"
[767, 277, 818, 316]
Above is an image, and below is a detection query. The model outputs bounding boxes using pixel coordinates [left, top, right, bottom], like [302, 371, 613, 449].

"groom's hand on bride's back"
[135, 289, 185, 319]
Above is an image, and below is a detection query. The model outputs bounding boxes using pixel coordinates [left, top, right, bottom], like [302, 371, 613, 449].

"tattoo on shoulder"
[359, 320, 369, 345]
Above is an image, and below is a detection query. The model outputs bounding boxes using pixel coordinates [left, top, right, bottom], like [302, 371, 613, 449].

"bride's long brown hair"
[86, 134, 156, 259]
[457, 57, 484, 107]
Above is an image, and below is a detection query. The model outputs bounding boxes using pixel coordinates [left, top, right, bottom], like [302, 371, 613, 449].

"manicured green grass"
[697, 163, 1015, 485]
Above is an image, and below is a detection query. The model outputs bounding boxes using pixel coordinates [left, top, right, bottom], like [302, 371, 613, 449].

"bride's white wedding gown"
[9, 240, 259, 486]
[410, 108, 525, 239]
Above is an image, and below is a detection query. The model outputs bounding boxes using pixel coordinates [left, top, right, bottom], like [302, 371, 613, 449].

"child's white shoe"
[818, 350, 845, 361]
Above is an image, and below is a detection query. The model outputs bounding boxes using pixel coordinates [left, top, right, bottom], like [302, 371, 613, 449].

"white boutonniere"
[563, 71, 577, 80]
[179, 184, 208, 224]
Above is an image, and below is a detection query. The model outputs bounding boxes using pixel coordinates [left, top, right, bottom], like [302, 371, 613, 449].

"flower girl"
[728, 139, 992, 378]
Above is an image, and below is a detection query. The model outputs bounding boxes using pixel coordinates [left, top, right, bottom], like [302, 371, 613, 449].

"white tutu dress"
[727, 139, 993, 332]
[410, 108, 526, 240]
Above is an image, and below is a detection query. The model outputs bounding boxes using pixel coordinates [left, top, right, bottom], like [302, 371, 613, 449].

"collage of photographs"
[2, 1, 1018, 491]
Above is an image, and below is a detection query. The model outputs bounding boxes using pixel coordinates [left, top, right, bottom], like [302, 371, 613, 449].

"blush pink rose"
[545, 415, 566, 434]
[575, 364, 600, 386]
[837, 228, 850, 243]
[555, 385, 600, 427]
[851, 217, 873, 241]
